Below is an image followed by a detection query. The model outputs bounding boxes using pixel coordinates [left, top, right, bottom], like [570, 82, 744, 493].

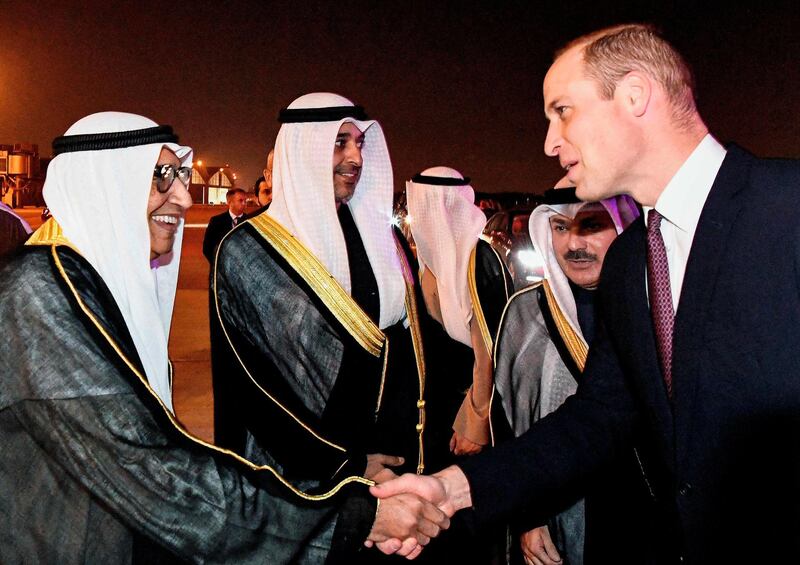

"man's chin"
[575, 181, 623, 203]
[334, 187, 356, 205]
[574, 183, 600, 202]
[565, 270, 600, 289]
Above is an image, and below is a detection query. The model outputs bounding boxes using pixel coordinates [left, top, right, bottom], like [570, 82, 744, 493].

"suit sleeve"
[203, 216, 224, 263]
[458, 297, 639, 527]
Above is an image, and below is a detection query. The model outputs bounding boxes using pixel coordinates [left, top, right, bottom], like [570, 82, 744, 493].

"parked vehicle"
[483, 207, 544, 289]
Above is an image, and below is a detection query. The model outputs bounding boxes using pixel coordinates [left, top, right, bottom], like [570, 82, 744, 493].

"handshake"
[362, 454, 473, 560]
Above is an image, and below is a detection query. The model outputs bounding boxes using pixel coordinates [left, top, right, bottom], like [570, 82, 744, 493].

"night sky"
[2, 1, 798, 193]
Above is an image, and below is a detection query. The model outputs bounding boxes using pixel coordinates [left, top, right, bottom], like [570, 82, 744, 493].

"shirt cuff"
[452, 387, 490, 445]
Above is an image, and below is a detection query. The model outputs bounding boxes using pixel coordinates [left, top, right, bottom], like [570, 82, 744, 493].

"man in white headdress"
[0, 111, 447, 562]
[492, 185, 648, 564]
[406, 167, 513, 458]
[213, 93, 440, 551]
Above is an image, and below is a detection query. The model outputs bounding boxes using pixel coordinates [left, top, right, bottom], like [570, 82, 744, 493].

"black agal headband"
[542, 187, 581, 204]
[52, 125, 178, 156]
[411, 173, 471, 186]
[278, 105, 369, 123]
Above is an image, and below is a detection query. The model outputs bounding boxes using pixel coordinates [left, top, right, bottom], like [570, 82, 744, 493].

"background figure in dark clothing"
[405, 167, 514, 563]
[202, 187, 246, 263]
[406, 167, 513, 459]
[0, 202, 32, 264]
[244, 149, 274, 221]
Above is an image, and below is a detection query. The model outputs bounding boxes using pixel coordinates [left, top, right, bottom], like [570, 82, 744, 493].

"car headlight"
[515, 249, 542, 269]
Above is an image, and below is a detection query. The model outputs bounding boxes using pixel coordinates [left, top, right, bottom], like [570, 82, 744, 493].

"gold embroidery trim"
[249, 214, 384, 357]
[25, 218, 78, 252]
[374, 339, 390, 418]
[395, 235, 426, 475]
[541, 279, 588, 371]
[467, 246, 491, 357]
[467, 243, 511, 358]
[242, 214, 389, 417]
[49, 239, 371, 501]
[212, 226, 349, 454]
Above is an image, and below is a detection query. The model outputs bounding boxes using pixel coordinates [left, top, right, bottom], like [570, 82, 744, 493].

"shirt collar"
[644, 134, 726, 233]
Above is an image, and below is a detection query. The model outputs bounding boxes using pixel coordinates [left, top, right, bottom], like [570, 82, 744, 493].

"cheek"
[550, 234, 567, 258]
[552, 247, 570, 274]
[577, 114, 619, 164]
[147, 189, 166, 215]
[589, 232, 618, 260]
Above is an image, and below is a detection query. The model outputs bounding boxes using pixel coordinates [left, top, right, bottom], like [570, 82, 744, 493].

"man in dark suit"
[202, 187, 246, 263]
[373, 23, 800, 563]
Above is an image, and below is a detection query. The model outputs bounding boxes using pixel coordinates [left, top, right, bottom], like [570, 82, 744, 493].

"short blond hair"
[559, 24, 697, 127]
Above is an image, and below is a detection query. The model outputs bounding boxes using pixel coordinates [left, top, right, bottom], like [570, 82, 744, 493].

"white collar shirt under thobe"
[642, 134, 727, 313]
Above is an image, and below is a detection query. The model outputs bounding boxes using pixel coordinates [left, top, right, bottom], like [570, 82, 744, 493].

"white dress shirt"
[228, 210, 242, 226]
[643, 134, 727, 312]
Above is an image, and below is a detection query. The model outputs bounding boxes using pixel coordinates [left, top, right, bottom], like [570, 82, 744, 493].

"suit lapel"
[671, 147, 752, 467]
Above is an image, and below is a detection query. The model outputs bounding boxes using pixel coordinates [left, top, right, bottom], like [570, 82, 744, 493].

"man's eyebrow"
[336, 132, 365, 142]
[550, 217, 569, 225]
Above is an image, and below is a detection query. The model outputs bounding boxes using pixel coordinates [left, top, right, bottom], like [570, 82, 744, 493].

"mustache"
[564, 249, 597, 261]
[334, 165, 361, 174]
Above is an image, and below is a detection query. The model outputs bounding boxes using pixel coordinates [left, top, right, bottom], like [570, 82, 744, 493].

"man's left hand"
[449, 431, 484, 455]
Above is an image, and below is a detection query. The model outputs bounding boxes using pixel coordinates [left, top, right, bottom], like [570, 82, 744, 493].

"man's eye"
[334, 139, 345, 148]
[356, 140, 365, 149]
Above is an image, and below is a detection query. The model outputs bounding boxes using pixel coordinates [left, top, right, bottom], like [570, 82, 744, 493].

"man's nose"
[544, 121, 561, 157]
[567, 231, 586, 250]
[346, 143, 363, 167]
[171, 182, 193, 210]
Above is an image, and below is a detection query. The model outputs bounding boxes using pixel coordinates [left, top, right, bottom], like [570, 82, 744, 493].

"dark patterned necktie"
[646, 209, 674, 398]
[232, 216, 239, 227]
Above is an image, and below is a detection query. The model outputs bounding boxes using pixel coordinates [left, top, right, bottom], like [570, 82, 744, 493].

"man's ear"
[618, 71, 651, 118]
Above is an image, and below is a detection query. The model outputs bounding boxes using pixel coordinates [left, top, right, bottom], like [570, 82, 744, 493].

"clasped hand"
[366, 465, 471, 559]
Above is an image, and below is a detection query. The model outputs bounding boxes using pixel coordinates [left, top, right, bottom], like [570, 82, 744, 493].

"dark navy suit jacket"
[202, 211, 237, 263]
[462, 146, 800, 563]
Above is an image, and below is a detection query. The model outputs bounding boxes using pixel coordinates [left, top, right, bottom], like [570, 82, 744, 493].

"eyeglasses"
[153, 164, 192, 193]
